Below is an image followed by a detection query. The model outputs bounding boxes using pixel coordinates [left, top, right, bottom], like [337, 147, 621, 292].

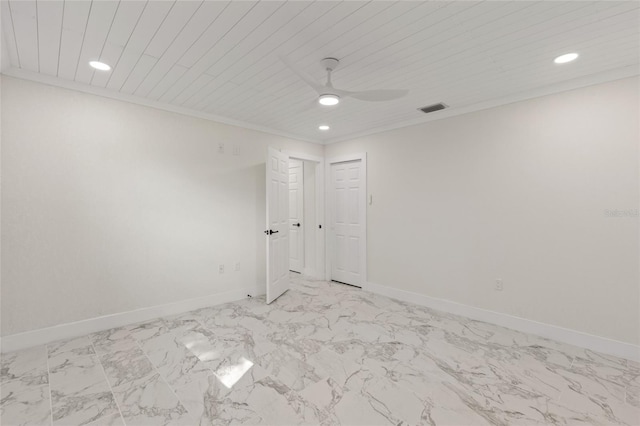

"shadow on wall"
[254, 162, 267, 296]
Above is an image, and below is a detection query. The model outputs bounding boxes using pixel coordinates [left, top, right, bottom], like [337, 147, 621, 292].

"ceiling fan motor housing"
[321, 57, 340, 71]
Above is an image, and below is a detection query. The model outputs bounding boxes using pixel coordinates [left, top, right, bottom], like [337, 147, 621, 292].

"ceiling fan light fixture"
[319, 94, 340, 106]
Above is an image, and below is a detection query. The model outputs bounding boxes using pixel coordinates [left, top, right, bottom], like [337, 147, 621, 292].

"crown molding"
[1, 67, 321, 145]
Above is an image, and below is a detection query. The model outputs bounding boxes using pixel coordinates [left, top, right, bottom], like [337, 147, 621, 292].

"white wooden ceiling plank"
[144, 0, 201, 58]
[123, 1, 202, 95]
[332, 1, 558, 90]
[479, 1, 638, 60]
[168, 1, 284, 105]
[57, 0, 91, 79]
[134, 1, 228, 98]
[186, 2, 338, 110]
[75, 0, 120, 84]
[146, 64, 188, 100]
[175, 1, 253, 68]
[217, 2, 482, 116]
[375, 9, 640, 92]
[182, 1, 311, 109]
[205, 1, 420, 111]
[1, 0, 21, 68]
[223, 2, 363, 88]
[36, 0, 63, 76]
[282, 1, 400, 78]
[301, 1, 426, 77]
[312, 3, 637, 106]
[314, 2, 525, 94]
[155, 1, 256, 103]
[90, 0, 146, 87]
[105, 0, 174, 90]
[195, 2, 366, 110]
[312, 1, 484, 81]
[120, 53, 156, 94]
[9, 0, 38, 71]
[159, 72, 213, 103]
[493, 10, 640, 66]
[226, 1, 400, 105]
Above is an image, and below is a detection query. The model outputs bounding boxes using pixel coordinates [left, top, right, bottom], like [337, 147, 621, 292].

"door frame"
[284, 151, 325, 280]
[325, 153, 367, 288]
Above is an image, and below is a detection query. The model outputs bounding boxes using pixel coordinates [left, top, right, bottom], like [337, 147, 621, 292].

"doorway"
[288, 156, 323, 278]
[288, 159, 304, 273]
[265, 149, 324, 304]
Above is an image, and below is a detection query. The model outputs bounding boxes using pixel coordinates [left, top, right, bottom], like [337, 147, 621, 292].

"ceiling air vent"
[419, 103, 448, 114]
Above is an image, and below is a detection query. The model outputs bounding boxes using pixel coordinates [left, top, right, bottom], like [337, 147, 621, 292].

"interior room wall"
[325, 76, 640, 345]
[0, 76, 322, 337]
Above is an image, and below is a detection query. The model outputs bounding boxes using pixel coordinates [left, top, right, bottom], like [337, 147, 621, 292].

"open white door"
[266, 147, 290, 304]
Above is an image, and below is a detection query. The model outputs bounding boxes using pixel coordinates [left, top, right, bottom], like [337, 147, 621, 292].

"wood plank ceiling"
[1, 1, 639, 143]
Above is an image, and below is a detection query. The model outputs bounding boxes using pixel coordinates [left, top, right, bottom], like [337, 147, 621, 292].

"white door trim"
[284, 151, 325, 280]
[325, 153, 367, 288]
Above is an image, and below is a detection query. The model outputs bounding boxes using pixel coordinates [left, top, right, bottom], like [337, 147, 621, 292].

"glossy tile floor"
[2, 274, 639, 425]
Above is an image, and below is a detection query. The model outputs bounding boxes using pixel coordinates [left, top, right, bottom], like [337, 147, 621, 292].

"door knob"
[293, 223, 301, 227]
[264, 230, 279, 235]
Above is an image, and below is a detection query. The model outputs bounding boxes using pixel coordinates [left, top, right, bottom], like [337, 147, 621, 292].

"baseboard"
[0, 287, 256, 353]
[366, 281, 640, 362]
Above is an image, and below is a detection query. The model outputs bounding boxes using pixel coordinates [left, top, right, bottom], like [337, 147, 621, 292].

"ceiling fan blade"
[346, 89, 409, 102]
[279, 55, 325, 94]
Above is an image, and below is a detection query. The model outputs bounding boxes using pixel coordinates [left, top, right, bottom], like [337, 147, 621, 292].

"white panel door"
[266, 147, 290, 304]
[330, 160, 364, 286]
[289, 159, 304, 273]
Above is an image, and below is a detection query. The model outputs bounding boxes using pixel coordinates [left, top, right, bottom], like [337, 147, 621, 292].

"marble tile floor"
[1, 274, 639, 425]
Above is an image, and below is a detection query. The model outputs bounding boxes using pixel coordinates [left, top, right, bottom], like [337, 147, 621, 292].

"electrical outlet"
[495, 279, 503, 291]
[219, 264, 225, 274]
[234, 262, 240, 271]
[232, 145, 240, 156]
[218, 142, 225, 154]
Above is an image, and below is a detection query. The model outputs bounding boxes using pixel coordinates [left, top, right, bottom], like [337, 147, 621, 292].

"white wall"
[326, 77, 640, 345]
[0, 76, 322, 336]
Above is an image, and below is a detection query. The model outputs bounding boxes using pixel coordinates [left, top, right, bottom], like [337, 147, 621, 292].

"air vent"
[419, 103, 447, 114]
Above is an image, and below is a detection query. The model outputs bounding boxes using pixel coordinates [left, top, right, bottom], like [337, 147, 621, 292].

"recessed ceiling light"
[89, 61, 111, 71]
[318, 125, 330, 131]
[554, 53, 579, 64]
[318, 94, 339, 106]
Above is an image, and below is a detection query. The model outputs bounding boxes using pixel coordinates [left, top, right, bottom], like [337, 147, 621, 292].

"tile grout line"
[152, 322, 216, 394]
[132, 335, 199, 423]
[44, 345, 54, 426]
[89, 339, 127, 426]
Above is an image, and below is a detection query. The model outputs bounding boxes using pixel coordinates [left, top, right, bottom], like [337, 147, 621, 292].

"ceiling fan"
[281, 56, 408, 106]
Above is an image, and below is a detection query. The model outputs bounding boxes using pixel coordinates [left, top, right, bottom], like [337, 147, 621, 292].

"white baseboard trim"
[0, 287, 257, 353]
[366, 281, 640, 362]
